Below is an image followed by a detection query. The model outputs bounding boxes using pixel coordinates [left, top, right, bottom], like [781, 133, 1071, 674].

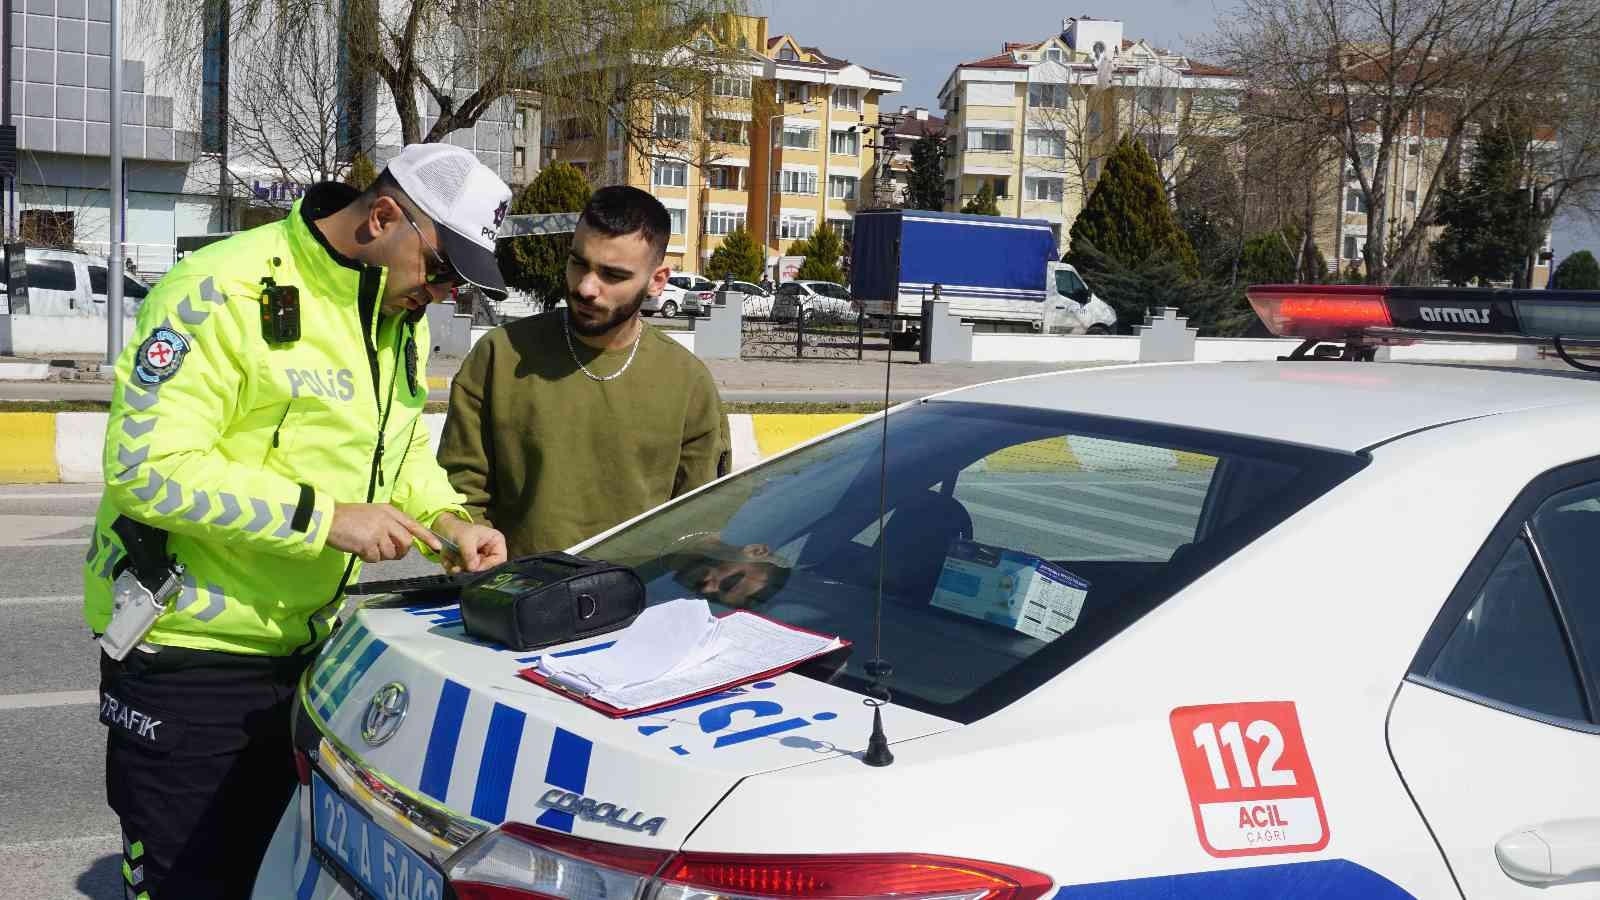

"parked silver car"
[771, 280, 857, 324]
[646, 273, 716, 318]
[717, 280, 774, 318]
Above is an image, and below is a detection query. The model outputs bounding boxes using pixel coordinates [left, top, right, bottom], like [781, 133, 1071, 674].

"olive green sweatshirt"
[438, 311, 727, 556]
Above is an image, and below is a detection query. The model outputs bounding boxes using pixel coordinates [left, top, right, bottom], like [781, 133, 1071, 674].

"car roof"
[942, 361, 1600, 452]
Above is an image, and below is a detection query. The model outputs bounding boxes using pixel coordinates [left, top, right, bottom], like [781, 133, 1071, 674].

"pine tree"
[961, 182, 1001, 215]
[1554, 250, 1600, 289]
[1175, 142, 1241, 281]
[1068, 136, 1198, 278]
[706, 226, 765, 282]
[795, 222, 845, 283]
[1431, 116, 1535, 286]
[1238, 226, 1326, 285]
[905, 133, 947, 210]
[345, 153, 378, 191]
[496, 163, 592, 305]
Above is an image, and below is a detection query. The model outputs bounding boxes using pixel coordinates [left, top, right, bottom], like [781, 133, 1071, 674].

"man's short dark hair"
[580, 185, 671, 262]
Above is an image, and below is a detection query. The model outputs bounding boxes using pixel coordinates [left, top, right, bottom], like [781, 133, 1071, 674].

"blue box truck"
[850, 209, 1115, 350]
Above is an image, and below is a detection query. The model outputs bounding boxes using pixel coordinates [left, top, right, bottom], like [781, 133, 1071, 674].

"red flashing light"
[1247, 285, 1391, 340]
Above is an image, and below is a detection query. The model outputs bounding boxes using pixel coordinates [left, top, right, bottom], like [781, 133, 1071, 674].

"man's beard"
[566, 286, 648, 337]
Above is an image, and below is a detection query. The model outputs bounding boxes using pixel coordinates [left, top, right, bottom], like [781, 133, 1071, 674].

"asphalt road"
[0, 485, 437, 899]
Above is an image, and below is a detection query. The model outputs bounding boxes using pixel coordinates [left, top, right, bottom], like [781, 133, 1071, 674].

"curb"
[0, 412, 866, 484]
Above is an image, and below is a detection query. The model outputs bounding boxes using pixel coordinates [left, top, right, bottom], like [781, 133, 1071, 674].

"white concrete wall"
[971, 334, 1139, 362]
[1383, 343, 1526, 362]
[0, 315, 136, 355]
[1192, 338, 1303, 361]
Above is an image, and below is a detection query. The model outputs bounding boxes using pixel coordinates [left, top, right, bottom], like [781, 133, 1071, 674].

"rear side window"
[89, 265, 108, 295]
[124, 276, 149, 300]
[28, 259, 75, 292]
[586, 402, 1366, 722]
[1532, 486, 1600, 693]
[1423, 538, 1587, 722]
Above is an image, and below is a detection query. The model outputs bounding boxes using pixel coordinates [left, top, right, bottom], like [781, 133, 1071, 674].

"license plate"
[311, 772, 445, 900]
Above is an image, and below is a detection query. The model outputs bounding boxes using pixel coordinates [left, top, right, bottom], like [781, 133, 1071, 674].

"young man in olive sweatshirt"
[438, 186, 728, 556]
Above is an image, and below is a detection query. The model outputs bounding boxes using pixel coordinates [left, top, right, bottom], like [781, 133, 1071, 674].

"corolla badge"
[361, 682, 410, 746]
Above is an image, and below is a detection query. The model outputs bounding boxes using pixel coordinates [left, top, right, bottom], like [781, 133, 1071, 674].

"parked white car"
[255, 284, 1600, 899]
[1, 247, 152, 316]
[716, 280, 773, 319]
[646, 274, 717, 318]
[771, 280, 857, 324]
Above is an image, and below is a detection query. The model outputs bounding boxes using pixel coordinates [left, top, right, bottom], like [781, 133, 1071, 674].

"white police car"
[257, 285, 1600, 899]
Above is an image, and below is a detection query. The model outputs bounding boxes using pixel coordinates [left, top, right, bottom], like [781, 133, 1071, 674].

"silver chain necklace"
[563, 307, 644, 382]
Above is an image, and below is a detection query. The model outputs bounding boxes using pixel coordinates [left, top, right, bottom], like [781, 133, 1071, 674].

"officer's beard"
[566, 286, 648, 337]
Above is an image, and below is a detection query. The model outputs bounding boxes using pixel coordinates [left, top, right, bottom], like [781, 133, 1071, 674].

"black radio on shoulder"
[260, 277, 301, 344]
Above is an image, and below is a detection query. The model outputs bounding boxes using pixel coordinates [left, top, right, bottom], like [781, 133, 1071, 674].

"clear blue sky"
[762, 0, 1599, 266]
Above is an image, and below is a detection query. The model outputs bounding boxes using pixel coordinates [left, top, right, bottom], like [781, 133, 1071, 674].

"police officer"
[84, 143, 512, 897]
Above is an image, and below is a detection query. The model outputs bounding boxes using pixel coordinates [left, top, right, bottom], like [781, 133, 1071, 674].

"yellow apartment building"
[543, 15, 902, 279]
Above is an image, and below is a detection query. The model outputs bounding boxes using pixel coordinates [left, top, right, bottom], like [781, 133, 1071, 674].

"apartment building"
[879, 110, 943, 207]
[544, 15, 901, 278]
[937, 16, 1237, 252]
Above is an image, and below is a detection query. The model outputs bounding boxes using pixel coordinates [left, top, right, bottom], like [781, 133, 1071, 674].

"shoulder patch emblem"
[133, 327, 190, 385]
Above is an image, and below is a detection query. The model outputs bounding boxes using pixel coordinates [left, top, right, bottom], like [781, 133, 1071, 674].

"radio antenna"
[861, 288, 896, 767]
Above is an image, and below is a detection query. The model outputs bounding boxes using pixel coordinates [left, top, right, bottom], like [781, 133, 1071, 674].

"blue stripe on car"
[471, 703, 527, 824]
[296, 853, 321, 900]
[316, 638, 387, 721]
[534, 728, 593, 833]
[1055, 859, 1416, 898]
[419, 679, 470, 802]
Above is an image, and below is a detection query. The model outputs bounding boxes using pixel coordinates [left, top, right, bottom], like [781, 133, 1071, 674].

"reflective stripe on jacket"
[83, 183, 468, 655]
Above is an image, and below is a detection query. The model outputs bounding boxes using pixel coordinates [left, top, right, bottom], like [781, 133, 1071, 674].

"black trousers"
[99, 647, 314, 899]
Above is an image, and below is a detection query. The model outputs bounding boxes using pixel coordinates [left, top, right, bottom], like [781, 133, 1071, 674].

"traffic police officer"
[83, 143, 512, 897]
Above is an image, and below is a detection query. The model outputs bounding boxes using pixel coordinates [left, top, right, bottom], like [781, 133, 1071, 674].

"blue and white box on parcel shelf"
[930, 540, 1090, 641]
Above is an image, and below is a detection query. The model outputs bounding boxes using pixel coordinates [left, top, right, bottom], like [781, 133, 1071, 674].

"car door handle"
[1496, 819, 1600, 885]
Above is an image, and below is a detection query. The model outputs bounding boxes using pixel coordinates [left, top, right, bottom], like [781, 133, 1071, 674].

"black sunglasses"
[396, 203, 461, 286]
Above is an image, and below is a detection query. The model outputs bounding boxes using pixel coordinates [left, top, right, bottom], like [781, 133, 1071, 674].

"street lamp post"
[762, 102, 816, 281]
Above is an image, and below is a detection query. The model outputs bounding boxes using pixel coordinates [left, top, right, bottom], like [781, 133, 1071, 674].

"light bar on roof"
[1247, 285, 1600, 347]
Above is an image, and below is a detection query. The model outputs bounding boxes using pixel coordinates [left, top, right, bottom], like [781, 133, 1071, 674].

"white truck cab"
[1045, 263, 1118, 335]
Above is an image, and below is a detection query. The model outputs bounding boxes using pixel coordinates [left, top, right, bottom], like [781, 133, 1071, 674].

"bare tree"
[227, 4, 350, 189]
[1210, 0, 1600, 283]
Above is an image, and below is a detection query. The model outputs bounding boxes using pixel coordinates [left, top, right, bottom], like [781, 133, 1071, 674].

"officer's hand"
[432, 513, 508, 573]
[328, 503, 437, 563]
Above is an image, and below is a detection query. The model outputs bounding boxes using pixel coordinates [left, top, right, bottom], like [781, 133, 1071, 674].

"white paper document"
[535, 602, 845, 711]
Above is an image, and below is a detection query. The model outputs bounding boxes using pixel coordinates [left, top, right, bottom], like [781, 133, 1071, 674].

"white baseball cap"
[385, 143, 513, 299]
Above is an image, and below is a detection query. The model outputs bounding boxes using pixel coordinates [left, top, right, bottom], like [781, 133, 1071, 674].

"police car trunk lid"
[303, 601, 957, 850]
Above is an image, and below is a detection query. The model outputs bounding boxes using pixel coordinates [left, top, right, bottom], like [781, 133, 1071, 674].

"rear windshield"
[586, 402, 1365, 722]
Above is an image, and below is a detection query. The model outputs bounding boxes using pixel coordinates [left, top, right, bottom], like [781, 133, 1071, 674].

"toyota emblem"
[361, 682, 410, 747]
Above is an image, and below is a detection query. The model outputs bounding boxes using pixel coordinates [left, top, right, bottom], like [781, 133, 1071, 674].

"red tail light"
[293, 748, 312, 786]
[659, 852, 1052, 900]
[448, 824, 1052, 900]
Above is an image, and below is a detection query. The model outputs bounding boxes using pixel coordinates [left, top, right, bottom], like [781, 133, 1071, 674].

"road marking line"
[0, 491, 102, 500]
[0, 538, 90, 548]
[0, 689, 99, 710]
[0, 595, 77, 607]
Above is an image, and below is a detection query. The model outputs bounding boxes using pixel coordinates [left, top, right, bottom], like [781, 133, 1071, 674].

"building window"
[776, 214, 815, 240]
[828, 175, 858, 199]
[1087, 111, 1102, 136]
[1026, 129, 1066, 158]
[1045, 48, 1065, 63]
[777, 169, 819, 195]
[655, 114, 690, 140]
[707, 118, 748, 145]
[707, 165, 745, 190]
[607, 159, 621, 185]
[1345, 189, 1368, 214]
[202, 0, 231, 155]
[780, 125, 818, 150]
[514, 109, 527, 131]
[966, 128, 1014, 152]
[1026, 177, 1063, 202]
[944, 179, 957, 205]
[1136, 87, 1177, 115]
[1086, 158, 1101, 181]
[1407, 142, 1420, 157]
[654, 160, 688, 187]
[782, 82, 810, 104]
[833, 87, 861, 111]
[830, 130, 860, 155]
[705, 209, 747, 235]
[1344, 235, 1360, 260]
[668, 207, 687, 235]
[1406, 189, 1418, 205]
[778, 47, 798, 61]
[513, 147, 526, 168]
[713, 75, 752, 98]
[1027, 83, 1069, 108]
[1143, 134, 1177, 163]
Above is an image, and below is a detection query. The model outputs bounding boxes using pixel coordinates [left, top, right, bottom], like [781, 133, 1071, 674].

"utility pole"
[107, 0, 124, 362]
[0, 0, 14, 242]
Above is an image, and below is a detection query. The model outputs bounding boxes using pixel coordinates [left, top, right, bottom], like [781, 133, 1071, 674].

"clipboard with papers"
[517, 600, 850, 718]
